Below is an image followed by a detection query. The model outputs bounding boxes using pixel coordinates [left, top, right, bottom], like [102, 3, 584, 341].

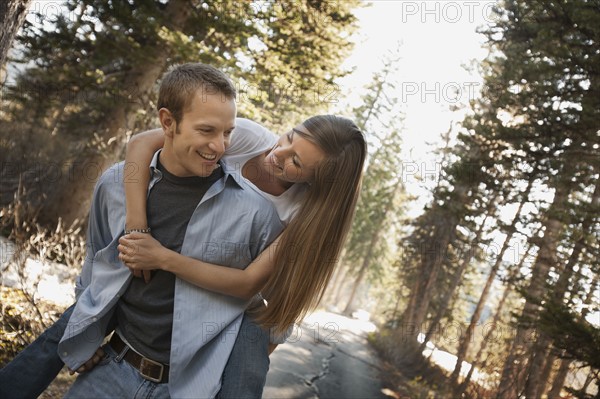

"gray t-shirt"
[116, 159, 224, 364]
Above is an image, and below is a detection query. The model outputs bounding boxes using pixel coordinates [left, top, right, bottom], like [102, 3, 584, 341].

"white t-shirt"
[223, 118, 307, 225]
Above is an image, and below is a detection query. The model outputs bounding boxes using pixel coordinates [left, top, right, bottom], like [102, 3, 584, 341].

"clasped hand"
[118, 232, 164, 283]
[69, 233, 163, 374]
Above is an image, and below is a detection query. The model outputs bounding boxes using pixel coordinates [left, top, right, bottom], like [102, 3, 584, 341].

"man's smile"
[198, 152, 217, 161]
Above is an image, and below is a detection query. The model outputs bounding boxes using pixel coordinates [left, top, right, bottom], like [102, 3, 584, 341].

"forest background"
[0, 1, 598, 398]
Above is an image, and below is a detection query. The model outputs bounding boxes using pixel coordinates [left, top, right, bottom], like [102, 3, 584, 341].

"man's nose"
[208, 134, 226, 153]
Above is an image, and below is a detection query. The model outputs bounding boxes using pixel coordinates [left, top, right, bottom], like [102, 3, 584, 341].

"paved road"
[263, 311, 388, 399]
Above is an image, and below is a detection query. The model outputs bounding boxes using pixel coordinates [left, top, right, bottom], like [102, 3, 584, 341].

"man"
[58, 63, 283, 398]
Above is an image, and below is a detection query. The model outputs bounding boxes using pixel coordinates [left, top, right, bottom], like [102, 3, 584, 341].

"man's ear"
[158, 108, 176, 137]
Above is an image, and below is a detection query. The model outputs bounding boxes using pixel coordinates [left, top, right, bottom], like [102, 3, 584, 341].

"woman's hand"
[118, 232, 168, 283]
[68, 347, 105, 375]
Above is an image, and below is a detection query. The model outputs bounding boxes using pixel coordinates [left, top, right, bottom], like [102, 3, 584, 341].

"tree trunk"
[524, 342, 552, 398]
[546, 356, 571, 399]
[325, 261, 347, 304]
[418, 211, 490, 354]
[497, 182, 570, 399]
[538, 351, 557, 398]
[0, 0, 32, 70]
[546, 272, 599, 398]
[342, 252, 370, 315]
[333, 267, 350, 305]
[38, 0, 192, 226]
[580, 372, 594, 395]
[455, 240, 535, 398]
[524, 181, 599, 398]
[451, 181, 531, 385]
[457, 283, 511, 397]
[391, 290, 402, 321]
[401, 184, 466, 345]
[394, 147, 479, 361]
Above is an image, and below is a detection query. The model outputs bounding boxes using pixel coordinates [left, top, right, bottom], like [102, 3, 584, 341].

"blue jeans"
[64, 343, 170, 399]
[218, 314, 271, 398]
[0, 304, 74, 399]
[0, 307, 269, 398]
[62, 314, 269, 398]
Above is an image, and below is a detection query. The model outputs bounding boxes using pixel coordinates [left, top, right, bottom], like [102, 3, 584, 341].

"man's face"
[163, 90, 236, 177]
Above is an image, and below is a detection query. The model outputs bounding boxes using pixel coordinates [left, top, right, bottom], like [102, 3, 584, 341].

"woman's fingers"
[70, 347, 107, 374]
[91, 348, 105, 365]
[127, 267, 151, 283]
[118, 252, 132, 267]
[118, 243, 136, 256]
[119, 235, 154, 283]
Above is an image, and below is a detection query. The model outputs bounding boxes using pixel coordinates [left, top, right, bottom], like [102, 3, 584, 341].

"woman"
[120, 115, 366, 337]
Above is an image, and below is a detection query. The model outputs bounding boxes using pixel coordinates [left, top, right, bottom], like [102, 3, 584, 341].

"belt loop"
[115, 342, 129, 363]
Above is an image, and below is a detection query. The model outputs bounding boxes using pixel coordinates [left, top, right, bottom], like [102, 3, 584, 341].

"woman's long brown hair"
[251, 115, 367, 334]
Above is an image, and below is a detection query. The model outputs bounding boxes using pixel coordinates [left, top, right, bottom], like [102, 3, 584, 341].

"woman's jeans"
[0, 307, 270, 399]
[218, 314, 271, 398]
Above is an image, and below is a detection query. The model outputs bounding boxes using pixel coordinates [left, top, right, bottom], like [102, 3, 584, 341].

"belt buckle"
[139, 357, 164, 383]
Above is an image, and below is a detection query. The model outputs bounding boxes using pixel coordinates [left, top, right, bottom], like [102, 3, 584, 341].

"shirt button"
[63, 352, 68, 356]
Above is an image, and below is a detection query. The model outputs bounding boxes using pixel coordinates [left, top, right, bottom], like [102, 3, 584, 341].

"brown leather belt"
[109, 333, 169, 383]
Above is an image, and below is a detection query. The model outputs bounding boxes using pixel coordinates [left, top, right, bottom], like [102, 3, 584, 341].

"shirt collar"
[149, 150, 161, 171]
[150, 150, 245, 190]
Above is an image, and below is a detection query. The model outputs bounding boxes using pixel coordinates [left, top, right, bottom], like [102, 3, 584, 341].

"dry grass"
[0, 287, 64, 366]
[0, 287, 75, 396]
[1, 185, 86, 394]
[39, 368, 77, 398]
[0, 180, 87, 270]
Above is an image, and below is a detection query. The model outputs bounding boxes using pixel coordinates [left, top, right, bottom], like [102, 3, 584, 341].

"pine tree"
[238, 1, 359, 127]
[455, 238, 539, 397]
[450, 177, 535, 386]
[418, 202, 494, 355]
[339, 49, 407, 315]
[472, 2, 600, 396]
[396, 126, 494, 358]
[381, 2, 599, 395]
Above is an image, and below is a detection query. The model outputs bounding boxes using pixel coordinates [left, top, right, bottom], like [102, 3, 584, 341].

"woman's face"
[264, 124, 326, 184]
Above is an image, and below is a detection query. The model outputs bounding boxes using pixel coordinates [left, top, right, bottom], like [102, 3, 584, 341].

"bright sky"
[333, 0, 493, 189]
[328, 0, 494, 219]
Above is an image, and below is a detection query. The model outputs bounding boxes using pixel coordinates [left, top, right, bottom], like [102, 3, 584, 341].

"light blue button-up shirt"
[59, 151, 284, 398]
